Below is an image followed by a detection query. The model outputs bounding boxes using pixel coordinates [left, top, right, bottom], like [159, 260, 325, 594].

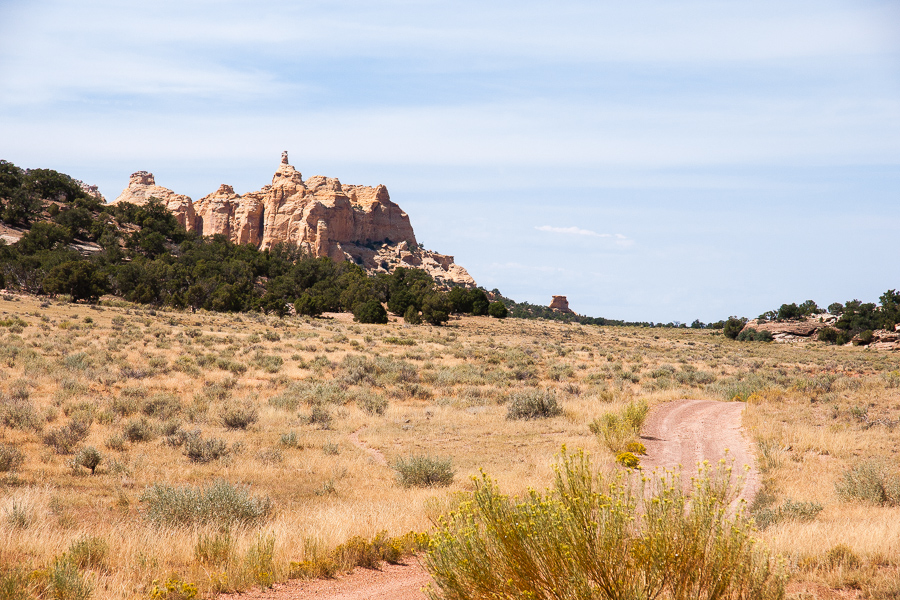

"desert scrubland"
[0, 293, 898, 599]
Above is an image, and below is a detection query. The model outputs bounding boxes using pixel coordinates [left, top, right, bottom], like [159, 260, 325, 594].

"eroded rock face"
[112, 171, 196, 230]
[550, 295, 573, 313]
[110, 153, 475, 287]
[740, 315, 837, 343]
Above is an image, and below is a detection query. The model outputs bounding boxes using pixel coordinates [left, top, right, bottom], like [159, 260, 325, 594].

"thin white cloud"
[535, 226, 635, 248]
[536, 225, 610, 237]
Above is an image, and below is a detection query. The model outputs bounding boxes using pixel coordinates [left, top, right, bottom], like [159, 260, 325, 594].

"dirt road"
[221, 399, 756, 600]
[640, 399, 760, 508]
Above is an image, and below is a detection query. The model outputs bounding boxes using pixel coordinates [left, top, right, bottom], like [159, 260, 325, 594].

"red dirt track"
[222, 399, 757, 600]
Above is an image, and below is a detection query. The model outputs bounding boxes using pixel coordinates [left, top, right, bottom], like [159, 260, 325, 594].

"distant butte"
[112, 152, 475, 287]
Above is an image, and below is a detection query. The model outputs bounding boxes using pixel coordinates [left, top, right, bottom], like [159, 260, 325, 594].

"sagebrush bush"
[141, 393, 180, 419]
[425, 449, 784, 600]
[141, 480, 273, 526]
[506, 389, 562, 420]
[356, 391, 388, 416]
[183, 436, 229, 463]
[753, 498, 823, 530]
[278, 431, 299, 448]
[252, 352, 283, 374]
[394, 455, 454, 488]
[0, 444, 24, 472]
[835, 461, 900, 506]
[43, 419, 90, 454]
[0, 394, 42, 431]
[309, 406, 333, 429]
[122, 417, 156, 442]
[74, 446, 102, 474]
[219, 402, 258, 430]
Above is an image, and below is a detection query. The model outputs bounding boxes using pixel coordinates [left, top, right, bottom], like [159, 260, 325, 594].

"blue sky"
[1, 1, 898, 322]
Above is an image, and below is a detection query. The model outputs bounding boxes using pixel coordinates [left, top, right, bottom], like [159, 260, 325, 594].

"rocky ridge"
[740, 317, 900, 350]
[740, 315, 835, 342]
[112, 152, 474, 287]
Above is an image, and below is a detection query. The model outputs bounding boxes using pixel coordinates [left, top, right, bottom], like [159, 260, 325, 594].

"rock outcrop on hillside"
[860, 326, 900, 351]
[740, 317, 899, 350]
[549, 295, 573, 313]
[114, 171, 196, 230]
[739, 315, 836, 342]
[111, 152, 474, 287]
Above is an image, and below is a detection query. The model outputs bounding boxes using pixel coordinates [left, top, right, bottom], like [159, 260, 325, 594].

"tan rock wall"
[109, 154, 474, 287]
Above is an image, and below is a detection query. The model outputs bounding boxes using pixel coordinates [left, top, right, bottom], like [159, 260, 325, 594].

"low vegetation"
[426, 450, 785, 600]
[0, 292, 898, 598]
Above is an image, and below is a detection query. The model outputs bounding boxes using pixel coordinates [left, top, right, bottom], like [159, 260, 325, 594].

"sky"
[1, 0, 898, 323]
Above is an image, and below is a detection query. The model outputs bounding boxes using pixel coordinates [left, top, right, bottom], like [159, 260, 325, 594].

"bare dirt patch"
[641, 399, 759, 507]
[219, 561, 431, 600]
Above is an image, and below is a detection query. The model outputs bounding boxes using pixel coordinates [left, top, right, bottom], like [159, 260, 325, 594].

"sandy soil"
[640, 399, 759, 508]
[218, 561, 431, 600]
[221, 399, 756, 600]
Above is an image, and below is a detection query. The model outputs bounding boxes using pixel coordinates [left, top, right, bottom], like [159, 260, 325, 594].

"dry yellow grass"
[0, 292, 897, 598]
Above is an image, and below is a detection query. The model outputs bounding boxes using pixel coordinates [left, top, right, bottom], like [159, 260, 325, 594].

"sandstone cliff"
[111, 153, 475, 287]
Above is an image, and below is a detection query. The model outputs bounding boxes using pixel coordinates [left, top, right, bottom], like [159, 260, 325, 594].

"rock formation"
[113, 171, 196, 230]
[549, 295, 573, 313]
[111, 153, 475, 287]
[739, 315, 835, 342]
[75, 180, 105, 202]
